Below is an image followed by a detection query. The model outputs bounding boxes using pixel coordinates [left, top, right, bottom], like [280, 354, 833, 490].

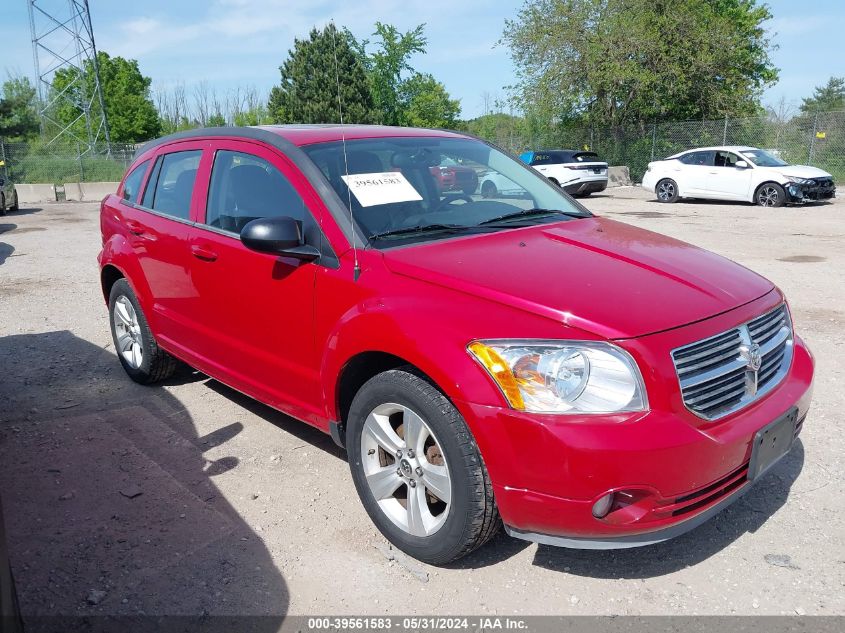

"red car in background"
[98, 124, 813, 565]
[430, 156, 479, 195]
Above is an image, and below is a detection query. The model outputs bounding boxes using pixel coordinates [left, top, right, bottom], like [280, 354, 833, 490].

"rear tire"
[0, 194, 6, 216]
[346, 367, 500, 565]
[756, 183, 785, 207]
[9, 191, 18, 211]
[480, 180, 498, 199]
[108, 279, 177, 384]
[656, 178, 679, 203]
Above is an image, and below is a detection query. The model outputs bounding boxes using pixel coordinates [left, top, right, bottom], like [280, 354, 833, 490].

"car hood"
[770, 164, 832, 179]
[382, 217, 775, 339]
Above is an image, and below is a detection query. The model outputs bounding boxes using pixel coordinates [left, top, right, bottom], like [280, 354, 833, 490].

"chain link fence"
[465, 110, 845, 184]
[4, 111, 843, 187]
[0, 141, 137, 185]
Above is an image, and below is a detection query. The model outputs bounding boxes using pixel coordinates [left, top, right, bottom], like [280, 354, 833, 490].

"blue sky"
[1, 0, 843, 119]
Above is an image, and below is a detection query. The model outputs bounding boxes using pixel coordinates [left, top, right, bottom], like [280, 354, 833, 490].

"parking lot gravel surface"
[1, 187, 843, 619]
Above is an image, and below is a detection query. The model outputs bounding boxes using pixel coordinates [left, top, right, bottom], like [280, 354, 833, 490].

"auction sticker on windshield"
[341, 172, 423, 207]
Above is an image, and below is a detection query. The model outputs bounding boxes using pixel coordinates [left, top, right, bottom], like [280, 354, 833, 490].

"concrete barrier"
[63, 182, 83, 201]
[607, 166, 632, 187]
[14, 183, 57, 203]
[75, 181, 119, 202]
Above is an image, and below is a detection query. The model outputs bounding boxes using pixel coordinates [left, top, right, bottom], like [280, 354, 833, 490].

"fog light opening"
[592, 492, 615, 518]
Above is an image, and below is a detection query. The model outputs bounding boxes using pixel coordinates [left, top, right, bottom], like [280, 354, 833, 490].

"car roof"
[256, 124, 468, 146]
[669, 145, 758, 157]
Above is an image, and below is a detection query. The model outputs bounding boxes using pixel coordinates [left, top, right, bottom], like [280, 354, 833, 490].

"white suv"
[642, 145, 835, 207]
[519, 150, 608, 197]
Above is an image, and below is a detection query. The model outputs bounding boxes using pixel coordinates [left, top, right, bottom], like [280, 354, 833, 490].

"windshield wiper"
[477, 208, 588, 226]
[367, 223, 471, 241]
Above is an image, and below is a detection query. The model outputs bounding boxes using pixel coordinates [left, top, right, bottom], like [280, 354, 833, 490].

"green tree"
[50, 51, 161, 143]
[349, 23, 427, 125]
[502, 0, 777, 129]
[800, 77, 845, 113]
[269, 24, 376, 124]
[0, 75, 40, 140]
[398, 73, 461, 128]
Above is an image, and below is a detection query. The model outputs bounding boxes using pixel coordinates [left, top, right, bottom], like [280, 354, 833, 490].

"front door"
[185, 140, 325, 424]
[706, 150, 754, 200]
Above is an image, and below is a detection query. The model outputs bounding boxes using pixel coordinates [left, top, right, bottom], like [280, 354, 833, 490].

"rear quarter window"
[121, 160, 150, 203]
[141, 150, 202, 220]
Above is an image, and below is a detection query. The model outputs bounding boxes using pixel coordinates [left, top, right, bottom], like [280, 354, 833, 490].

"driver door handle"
[191, 245, 218, 262]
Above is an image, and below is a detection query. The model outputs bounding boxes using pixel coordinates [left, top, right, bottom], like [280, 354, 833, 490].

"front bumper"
[456, 302, 814, 548]
[785, 180, 836, 203]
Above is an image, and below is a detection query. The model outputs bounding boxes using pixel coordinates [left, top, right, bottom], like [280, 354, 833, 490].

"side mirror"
[240, 216, 320, 262]
[735, 160, 749, 169]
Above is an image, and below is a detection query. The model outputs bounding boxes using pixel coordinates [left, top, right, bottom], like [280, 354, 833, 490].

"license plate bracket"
[748, 407, 798, 481]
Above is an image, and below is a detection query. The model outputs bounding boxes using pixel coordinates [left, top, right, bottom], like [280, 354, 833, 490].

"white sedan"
[641, 146, 836, 207]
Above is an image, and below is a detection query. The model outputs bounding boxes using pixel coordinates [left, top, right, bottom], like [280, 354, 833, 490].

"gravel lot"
[1, 187, 843, 621]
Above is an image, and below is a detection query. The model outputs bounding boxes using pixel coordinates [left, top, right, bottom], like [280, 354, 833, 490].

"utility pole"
[28, 0, 111, 155]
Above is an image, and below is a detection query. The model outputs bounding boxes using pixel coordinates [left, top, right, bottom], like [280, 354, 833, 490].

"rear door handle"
[191, 245, 218, 262]
[126, 221, 145, 236]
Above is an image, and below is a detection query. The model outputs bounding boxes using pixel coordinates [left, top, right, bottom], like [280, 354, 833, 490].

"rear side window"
[679, 151, 713, 166]
[204, 150, 307, 234]
[142, 150, 202, 220]
[531, 151, 573, 165]
[121, 160, 150, 203]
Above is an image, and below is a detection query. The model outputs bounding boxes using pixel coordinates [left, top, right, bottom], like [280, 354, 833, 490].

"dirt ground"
[1, 187, 843, 622]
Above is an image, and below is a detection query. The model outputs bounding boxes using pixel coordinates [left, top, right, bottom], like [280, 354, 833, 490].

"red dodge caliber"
[98, 125, 814, 564]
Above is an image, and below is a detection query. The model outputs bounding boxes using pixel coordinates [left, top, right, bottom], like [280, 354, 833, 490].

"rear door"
[677, 150, 714, 195]
[705, 150, 754, 200]
[118, 142, 208, 345]
[184, 140, 328, 423]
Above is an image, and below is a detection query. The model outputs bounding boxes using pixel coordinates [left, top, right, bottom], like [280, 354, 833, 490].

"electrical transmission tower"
[28, 0, 111, 153]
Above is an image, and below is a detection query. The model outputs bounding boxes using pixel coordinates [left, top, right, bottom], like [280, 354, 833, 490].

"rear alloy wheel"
[480, 180, 498, 199]
[108, 279, 177, 384]
[347, 368, 500, 564]
[756, 183, 785, 207]
[656, 178, 679, 203]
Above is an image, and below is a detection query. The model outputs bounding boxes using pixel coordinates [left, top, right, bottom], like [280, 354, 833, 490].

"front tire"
[0, 193, 6, 216]
[9, 190, 18, 211]
[756, 183, 785, 207]
[656, 178, 679, 203]
[346, 368, 500, 565]
[108, 279, 177, 384]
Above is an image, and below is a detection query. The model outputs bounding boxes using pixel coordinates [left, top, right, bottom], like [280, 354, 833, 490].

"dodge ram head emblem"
[740, 342, 763, 395]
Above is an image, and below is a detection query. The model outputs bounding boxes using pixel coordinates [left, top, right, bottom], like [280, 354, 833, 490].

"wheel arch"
[754, 179, 785, 200]
[333, 351, 450, 448]
[100, 264, 125, 303]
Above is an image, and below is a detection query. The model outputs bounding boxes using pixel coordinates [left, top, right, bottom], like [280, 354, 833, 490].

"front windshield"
[740, 148, 788, 167]
[302, 136, 590, 247]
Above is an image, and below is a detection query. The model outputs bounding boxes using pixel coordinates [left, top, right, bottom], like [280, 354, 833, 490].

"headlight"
[786, 176, 812, 185]
[468, 340, 648, 414]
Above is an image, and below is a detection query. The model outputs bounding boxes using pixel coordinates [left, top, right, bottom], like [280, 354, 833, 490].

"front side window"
[204, 150, 307, 233]
[714, 151, 741, 168]
[302, 136, 591, 248]
[143, 150, 202, 220]
[121, 159, 150, 203]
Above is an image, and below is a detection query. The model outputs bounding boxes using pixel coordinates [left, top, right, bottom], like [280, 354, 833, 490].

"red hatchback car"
[99, 125, 814, 564]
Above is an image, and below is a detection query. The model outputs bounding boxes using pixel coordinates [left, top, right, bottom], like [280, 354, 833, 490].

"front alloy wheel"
[361, 403, 451, 537]
[347, 368, 500, 564]
[757, 183, 785, 207]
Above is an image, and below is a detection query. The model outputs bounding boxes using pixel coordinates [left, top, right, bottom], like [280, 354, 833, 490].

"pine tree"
[269, 24, 376, 124]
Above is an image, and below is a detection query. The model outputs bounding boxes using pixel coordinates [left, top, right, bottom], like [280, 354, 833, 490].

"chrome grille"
[672, 305, 793, 420]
